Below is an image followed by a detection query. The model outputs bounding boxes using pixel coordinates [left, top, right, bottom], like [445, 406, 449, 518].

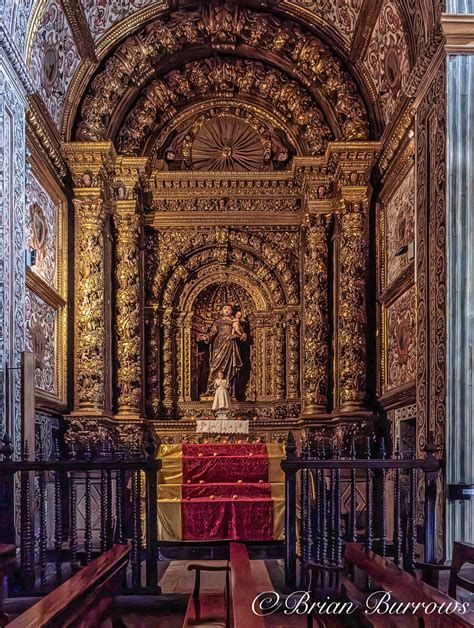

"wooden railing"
[0, 433, 161, 596]
[281, 431, 442, 588]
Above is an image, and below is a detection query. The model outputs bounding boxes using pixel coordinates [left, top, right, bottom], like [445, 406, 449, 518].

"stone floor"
[119, 558, 305, 627]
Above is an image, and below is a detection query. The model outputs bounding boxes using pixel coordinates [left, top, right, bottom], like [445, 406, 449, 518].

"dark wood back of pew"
[229, 543, 265, 628]
[449, 541, 474, 600]
[345, 543, 474, 628]
[0, 545, 16, 577]
[8, 544, 130, 628]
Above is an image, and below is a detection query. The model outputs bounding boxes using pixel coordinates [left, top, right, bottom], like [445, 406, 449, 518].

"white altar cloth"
[196, 419, 250, 434]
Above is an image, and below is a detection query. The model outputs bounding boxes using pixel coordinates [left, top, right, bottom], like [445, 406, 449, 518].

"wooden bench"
[8, 544, 130, 628]
[183, 542, 265, 628]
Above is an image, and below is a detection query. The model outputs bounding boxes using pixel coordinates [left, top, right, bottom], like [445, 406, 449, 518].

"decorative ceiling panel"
[364, 0, 410, 123]
[291, 0, 363, 48]
[29, 0, 80, 127]
[81, 0, 168, 41]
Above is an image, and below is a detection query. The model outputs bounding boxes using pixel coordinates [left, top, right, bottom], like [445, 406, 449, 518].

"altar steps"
[156, 442, 285, 544]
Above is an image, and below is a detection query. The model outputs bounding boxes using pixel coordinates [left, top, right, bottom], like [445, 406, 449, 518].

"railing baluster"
[21, 442, 34, 582]
[334, 442, 341, 571]
[84, 445, 93, 565]
[54, 468, 62, 582]
[39, 442, 47, 588]
[408, 463, 417, 573]
[100, 469, 107, 553]
[106, 468, 113, 549]
[378, 437, 387, 558]
[350, 435, 357, 543]
[131, 471, 140, 589]
[394, 439, 402, 567]
[69, 468, 78, 570]
[328, 446, 335, 567]
[116, 463, 124, 545]
[366, 437, 373, 552]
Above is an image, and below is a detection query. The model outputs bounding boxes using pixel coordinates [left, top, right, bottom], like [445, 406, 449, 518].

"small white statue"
[212, 371, 231, 415]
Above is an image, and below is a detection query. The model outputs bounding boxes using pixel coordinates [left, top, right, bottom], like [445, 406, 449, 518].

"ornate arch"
[74, 4, 370, 146]
[159, 253, 288, 309]
[147, 227, 299, 308]
[115, 57, 333, 158]
[179, 271, 269, 313]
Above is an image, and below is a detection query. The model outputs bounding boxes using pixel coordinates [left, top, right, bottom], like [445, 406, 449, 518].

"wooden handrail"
[8, 544, 131, 627]
[345, 543, 474, 627]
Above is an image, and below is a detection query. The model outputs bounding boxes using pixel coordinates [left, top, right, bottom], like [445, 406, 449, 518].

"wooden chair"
[449, 541, 474, 599]
[184, 562, 231, 627]
[183, 542, 266, 628]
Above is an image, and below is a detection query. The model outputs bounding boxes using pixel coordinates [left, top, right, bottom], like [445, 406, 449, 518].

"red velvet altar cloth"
[180, 443, 274, 541]
[182, 498, 273, 541]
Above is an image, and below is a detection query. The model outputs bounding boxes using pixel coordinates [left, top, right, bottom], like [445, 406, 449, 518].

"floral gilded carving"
[386, 166, 415, 286]
[77, 4, 369, 143]
[386, 287, 416, 391]
[73, 195, 106, 410]
[115, 211, 142, 415]
[303, 214, 330, 413]
[338, 199, 367, 409]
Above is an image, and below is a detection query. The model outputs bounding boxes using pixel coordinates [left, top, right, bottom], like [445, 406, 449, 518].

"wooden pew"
[8, 544, 130, 628]
[342, 543, 474, 628]
[183, 542, 265, 628]
[0, 545, 16, 625]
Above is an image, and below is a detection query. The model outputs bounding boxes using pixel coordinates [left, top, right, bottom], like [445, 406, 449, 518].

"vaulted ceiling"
[24, 0, 443, 156]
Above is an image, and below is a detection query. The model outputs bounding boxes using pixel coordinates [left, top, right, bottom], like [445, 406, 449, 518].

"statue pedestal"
[216, 409, 230, 420]
[196, 419, 249, 434]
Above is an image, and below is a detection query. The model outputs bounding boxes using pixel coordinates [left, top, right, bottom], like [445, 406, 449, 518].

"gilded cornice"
[27, 94, 67, 177]
[147, 170, 300, 200]
[60, 0, 97, 62]
[145, 211, 301, 228]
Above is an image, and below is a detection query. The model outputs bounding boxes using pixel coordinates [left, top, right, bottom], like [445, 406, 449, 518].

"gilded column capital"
[62, 141, 117, 188]
[113, 156, 148, 203]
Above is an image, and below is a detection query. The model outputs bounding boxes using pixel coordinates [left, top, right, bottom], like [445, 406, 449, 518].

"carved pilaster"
[115, 209, 142, 416]
[63, 142, 116, 414]
[273, 313, 286, 400]
[337, 194, 368, 411]
[303, 213, 330, 415]
[112, 157, 147, 418]
[145, 305, 160, 419]
[72, 193, 106, 411]
[162, 309, 174, 409]
[286, 311, 300, 400]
